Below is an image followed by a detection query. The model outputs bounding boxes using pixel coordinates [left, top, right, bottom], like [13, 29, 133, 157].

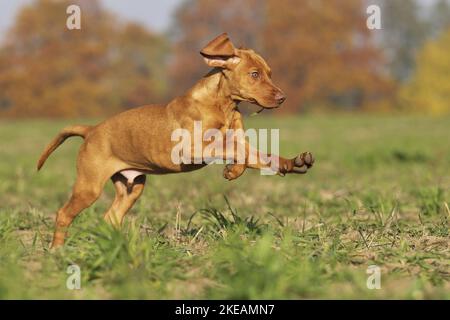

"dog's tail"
[37, 125, 93, 171]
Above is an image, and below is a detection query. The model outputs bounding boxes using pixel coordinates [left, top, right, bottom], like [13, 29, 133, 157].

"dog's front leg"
[221, 112, 314, 179]
[222, 141, 314, 178]
[222, 111, 247, 180]
[219, 135, 314, 179]
[245, 145, 314, 176]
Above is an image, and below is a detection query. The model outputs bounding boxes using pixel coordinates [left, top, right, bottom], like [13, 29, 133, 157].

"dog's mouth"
[257, 102, 282, 110]
[249, 101, 280, 116]
[250, 98, 281, 110]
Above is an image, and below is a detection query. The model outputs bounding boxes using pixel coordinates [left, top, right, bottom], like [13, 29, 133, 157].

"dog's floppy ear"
[200, 33, 240, 69]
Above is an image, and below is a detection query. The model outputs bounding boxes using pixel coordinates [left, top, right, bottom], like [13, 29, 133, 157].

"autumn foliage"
[0, 0, 448, 117]
[0, 0, 168, 118]
[399, 28, 450, 115]
[263, 0, 394, 112]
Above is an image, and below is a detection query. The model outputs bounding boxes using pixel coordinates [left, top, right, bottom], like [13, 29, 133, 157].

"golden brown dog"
[37, 33, 314, 248]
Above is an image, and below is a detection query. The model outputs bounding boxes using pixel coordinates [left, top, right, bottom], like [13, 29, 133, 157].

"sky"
[0, 0, 184, 37]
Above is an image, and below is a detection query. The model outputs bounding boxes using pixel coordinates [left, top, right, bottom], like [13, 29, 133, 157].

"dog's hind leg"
[103, 173, 146, 227]
[51, 152, 113, 248]
[51, 176, 108, 248]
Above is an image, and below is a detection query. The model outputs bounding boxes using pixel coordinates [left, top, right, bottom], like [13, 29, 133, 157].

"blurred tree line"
[0, 0, 449, 118]
[0, 0, 168, 117]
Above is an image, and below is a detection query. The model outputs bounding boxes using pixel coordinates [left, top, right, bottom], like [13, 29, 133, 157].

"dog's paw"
[294, 152, 315, 168]
[223, 164, 246, 181]
[280, 152, 314, 175]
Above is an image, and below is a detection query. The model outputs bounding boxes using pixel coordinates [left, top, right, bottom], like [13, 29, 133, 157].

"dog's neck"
[186, 68, 238, 115]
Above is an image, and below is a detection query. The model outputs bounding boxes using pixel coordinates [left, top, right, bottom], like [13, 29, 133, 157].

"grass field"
[0, 114, 449, 299]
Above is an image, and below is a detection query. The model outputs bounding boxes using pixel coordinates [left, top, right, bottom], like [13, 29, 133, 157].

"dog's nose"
[275, 92, 286, 104]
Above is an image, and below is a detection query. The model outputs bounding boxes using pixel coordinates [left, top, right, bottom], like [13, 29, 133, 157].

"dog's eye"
[250, 71, 259, 79]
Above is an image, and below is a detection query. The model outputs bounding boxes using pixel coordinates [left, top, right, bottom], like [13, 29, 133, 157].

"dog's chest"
[206, 101, 237, 130]
[202, 111, 235, 133]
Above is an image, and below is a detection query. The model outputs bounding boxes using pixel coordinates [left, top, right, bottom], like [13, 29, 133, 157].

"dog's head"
[200, 33, 286, 109]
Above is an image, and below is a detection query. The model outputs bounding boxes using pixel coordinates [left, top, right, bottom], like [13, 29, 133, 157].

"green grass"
[0, 114, 449, 299]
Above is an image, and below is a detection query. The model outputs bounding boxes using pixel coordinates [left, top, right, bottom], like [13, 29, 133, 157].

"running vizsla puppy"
[37, 33, 314, 248]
